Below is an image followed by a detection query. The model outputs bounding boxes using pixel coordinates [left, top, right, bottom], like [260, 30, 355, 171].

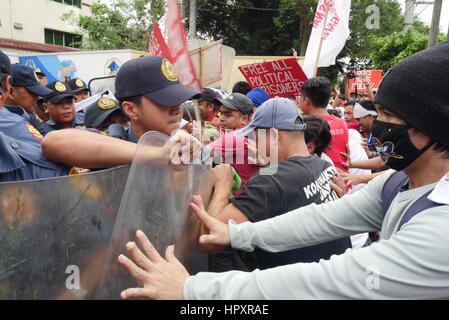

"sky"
[99, 0, 449, 34]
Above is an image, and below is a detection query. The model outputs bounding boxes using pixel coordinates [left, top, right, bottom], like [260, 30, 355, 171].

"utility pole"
[404, 0, 415, 30]
[189, 0, 197, 39]
[428, 0, 442, 47]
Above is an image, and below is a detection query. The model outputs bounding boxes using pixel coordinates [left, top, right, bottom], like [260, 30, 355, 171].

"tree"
[369, 23, 446, 71]
[63, 0, 165, 51]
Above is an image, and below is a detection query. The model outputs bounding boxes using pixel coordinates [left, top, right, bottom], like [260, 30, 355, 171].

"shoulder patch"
[25, 124, 43, 141]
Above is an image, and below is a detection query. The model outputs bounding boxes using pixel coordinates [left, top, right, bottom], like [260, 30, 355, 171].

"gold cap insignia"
[75, 79, 84, 88]
[161, 58, 178, 82]
[55, 81, 67, 92]
[98, 97, 116, 110]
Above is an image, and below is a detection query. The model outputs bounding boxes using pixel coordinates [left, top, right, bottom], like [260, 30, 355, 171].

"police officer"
[84, 96, 128, 132]
[67, 78, 90, 102]
[109, 55, 200, 142]
[43, 81, 84, 131]
[35, 68, 48, 87]
[0, 51, 70, 182]
[2, 64, 52, 135]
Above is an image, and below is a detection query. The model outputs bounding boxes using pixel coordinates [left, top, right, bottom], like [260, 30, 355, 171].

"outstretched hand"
[118, 230, 190, 300]
[190, 195, 231, 254]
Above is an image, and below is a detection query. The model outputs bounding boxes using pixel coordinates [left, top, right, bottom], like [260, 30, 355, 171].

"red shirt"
[210, 133, 260, 196]
[316, 114, 349, 172]
[346, 119, 361, 131]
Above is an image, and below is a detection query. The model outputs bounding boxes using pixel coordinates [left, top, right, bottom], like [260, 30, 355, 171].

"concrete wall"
[0, 0, 96, 43]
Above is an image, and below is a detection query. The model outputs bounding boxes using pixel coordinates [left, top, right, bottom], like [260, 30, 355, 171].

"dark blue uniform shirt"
[0, 107, 69, 182]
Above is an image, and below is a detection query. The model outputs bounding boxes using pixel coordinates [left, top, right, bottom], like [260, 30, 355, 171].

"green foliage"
[63, 0, 165, 51]
[369, 23, 446, 71]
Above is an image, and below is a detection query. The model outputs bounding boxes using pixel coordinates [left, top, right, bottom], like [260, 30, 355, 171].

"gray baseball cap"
[235, 97, 306, 137]
[214, 92, 253, 115]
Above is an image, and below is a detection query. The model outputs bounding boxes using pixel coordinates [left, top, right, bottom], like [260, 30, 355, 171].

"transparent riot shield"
[0, 165, 130, 300]
[94, 131, 213, 299]
[88, 76, 116, 96]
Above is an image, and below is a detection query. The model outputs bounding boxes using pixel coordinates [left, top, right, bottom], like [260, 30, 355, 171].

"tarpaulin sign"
[238, 58, 308, 98]
[348, 70, 383, 93]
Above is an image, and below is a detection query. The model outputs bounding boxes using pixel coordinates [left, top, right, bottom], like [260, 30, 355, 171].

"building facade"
[0, 0, 97, 49]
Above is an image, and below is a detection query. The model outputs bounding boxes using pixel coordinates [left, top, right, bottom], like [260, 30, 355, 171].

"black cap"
[68, 78, 89, 93]
[0, 51, 11, 95]
[0, 51, 11, 75]
[84, 97, 121, 128]
[35, 68, 46, 77]
[11, 64, 52, 96]
[374, 40, 449, 148]
[198, 88, 220, 104]
[115, 55, 200, 106]
[44, 81, 75, 103]
[214, 92, 254, 115]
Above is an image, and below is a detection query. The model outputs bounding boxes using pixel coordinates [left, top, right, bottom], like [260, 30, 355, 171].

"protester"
[215, 93, 253, 133]
[231, 81, 251, 95]
[197, 88, 221, 122]
[203, 98, 351, 272]
[84, 97, 128, 132]
[117, 41, 449, 300]
[209, 92, 259, 196]
[298, 77, 350, 172]
[68, 78, 90, 102]
[343, 101, 361, 131]
[246, 87, 269, 113]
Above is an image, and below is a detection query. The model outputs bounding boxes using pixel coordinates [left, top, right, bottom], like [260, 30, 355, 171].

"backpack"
[381, 171, 444, 231]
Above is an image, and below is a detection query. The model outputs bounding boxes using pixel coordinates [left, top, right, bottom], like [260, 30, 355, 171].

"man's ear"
[121, 101, 139, 121]
[43, 103, 49, 114]
[241, 114, 251, 127]
[269, 127, 279, 145]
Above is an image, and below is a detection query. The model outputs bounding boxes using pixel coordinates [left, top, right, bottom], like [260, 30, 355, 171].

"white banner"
[303, 0, 351, 79]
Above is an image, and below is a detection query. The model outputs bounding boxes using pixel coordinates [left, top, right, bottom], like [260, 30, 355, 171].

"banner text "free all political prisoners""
[238, 58, 309, 98]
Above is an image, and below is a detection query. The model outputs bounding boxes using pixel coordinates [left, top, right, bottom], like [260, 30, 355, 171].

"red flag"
[148, 22, 172, 60]
[165, 0, 201, 91]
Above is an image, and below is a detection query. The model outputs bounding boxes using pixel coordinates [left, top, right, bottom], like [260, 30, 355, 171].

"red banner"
[348, 70, 383, 93]
[238, 58, 309, 98]
[165, 0, 201, 91]
[148, 22, 172, 60]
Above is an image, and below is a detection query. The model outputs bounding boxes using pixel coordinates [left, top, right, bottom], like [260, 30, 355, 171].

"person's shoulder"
[106, 124, 127, 140]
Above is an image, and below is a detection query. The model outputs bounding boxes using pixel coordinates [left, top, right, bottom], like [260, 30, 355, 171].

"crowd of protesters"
[1, 40, 449, 299]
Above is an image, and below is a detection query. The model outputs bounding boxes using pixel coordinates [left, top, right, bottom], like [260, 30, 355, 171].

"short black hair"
[301, 77, 332, 108]
[304, 116, 332, 156]
[118, 95, 142, 109]
[327, 109, 341, 117]
[434, 142, 449, 159]
[232, 81, 251, 95]
[359, 100, 376, 112]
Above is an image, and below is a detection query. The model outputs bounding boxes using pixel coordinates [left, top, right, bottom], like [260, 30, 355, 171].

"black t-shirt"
[229, 155, 351, 270]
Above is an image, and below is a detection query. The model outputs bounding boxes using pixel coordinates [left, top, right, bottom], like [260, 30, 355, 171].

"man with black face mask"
[116, 41, 449, 300]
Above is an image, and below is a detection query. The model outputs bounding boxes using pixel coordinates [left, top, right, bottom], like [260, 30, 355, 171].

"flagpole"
[312, 3, 330, 77]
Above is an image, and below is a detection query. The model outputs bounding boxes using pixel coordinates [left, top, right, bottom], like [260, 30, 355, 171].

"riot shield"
[88, 76, 116, 96]
[95, 131, 213, 299]
[0, 165, 130, 300]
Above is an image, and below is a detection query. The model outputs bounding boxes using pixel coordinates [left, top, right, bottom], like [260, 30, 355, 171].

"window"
[45, 29, 82, 48]
[51, 0, 81, 9]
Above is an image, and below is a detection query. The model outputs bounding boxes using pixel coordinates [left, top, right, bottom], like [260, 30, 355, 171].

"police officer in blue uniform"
[67, 78, 90, 102]
[0, 51, 70, 182]
[43, 81, 84, 131]
[2, 64, 53, 136]
[109, 55, 200, 143]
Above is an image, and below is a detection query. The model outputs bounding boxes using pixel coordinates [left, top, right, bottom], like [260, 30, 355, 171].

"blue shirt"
[45, 111, 85, 131]
[4, 105, 53, 136]
[0, 107, 70, 182]
[107, 124, 138, 143]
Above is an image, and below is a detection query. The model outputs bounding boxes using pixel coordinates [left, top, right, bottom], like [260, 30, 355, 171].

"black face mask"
[371, 120, 434, 171]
